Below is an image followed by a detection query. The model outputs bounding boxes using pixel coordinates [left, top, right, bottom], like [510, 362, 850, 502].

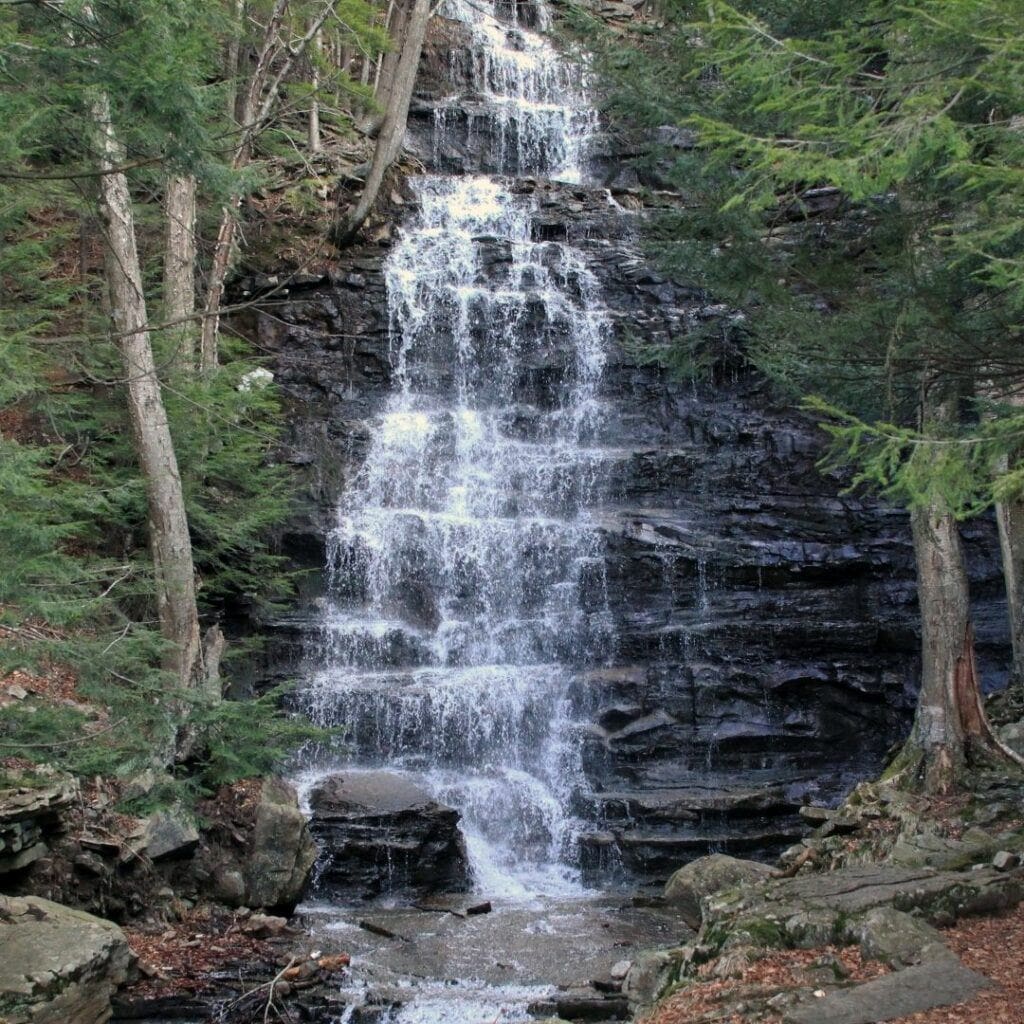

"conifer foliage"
[582, 0, 1024, 791]
[0, 0, 390, 789]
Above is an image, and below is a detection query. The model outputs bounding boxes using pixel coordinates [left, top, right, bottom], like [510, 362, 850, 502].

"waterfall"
[301, 0, 611, 898]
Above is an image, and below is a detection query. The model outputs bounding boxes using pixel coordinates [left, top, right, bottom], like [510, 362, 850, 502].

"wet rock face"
[233, 19, 1011, 889]
[307, 773, 471, 899]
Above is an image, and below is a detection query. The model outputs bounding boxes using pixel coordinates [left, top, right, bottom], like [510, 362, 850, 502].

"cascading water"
[299, 0, 613, 899]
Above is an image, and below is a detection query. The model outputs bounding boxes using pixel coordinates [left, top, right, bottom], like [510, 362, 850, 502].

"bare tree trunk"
[891, 496, 1024, 794]
[365, 0, 403, 132]
[995, 490, 1024, 691]
[164, 174, 197, 371]
[308, 23, 322, 153]
[993, 389, 1024, 690]
[201, 0, 336, 371]
[332, 0, 430, 246]
[92, 96, 203, 722]
[225, 0, 246, 119]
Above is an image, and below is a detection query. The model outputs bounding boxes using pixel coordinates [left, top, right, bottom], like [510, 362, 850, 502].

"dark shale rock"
[308, 771, 471, 899]
[0, 894, 132, 1024]
[227, 6, 1012, 891]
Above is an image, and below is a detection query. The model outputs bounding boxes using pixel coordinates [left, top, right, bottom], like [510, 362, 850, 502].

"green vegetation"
[579, 0, 1024, 790]
[0, 0, 386, 790]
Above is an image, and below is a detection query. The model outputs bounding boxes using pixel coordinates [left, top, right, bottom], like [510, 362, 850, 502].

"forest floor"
[643, 901, 1024, 1024]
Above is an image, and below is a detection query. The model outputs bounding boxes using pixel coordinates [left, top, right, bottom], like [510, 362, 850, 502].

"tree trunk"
[996, 494, 1024, 689]
[225, 0, 246, 120]
[363, 0, 401, 134]
[92, 96, 204, 721]
[164, 174, 197, 371]
[308, 23, 322, 153]
[893, 502, 1024, 793]
[332, 0, 429, 246]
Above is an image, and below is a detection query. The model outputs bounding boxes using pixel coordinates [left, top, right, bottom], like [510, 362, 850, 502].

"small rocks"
[242, 913, 291, 938]
[799, 806, 832, 824]
[992, 850, 1020, 871]
[610, 959, 632, 980]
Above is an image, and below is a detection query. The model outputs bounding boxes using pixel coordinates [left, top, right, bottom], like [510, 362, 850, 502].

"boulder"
[664, 854, 773, 928]
[622, 949, 677, 1011]
[308, 771, 470, 899]
[855, 907, 946, 967]
[141, 809, 199, 861]
[997, 720, 1024, 757]
[244, 777, 317, 911]
[700, 863, 1024, 953]
[888, 828, 997, 870]
[783, 956, 991, 1024]
[0, 895, 131, 1024]
[193, 777, 316, 913]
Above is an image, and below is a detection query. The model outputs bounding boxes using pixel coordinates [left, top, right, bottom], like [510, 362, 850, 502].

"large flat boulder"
[702, 863, 1024, 950]
[308, 771, 470, 899]
[784, 955, 991, 1024]
[0, 895, 131, 1024]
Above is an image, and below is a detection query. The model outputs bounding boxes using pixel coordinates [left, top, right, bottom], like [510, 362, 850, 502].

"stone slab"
[785, 956, 992, 1024]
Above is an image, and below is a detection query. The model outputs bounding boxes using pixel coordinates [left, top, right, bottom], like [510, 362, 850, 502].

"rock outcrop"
[664, 853, 774, 929]
[0, 766, 77, 876]
[0, 894, 132, 1024]
[307, 771, 471, 898]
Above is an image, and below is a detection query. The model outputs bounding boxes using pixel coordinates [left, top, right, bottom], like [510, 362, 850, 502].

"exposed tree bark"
[892, 495, 1024, 794]
[164, 174, 197, 371]
[372, 0, 399, 105]
[992, 388, 1024, 690]
[332, 0, 429, 247]
[308, 23, 322, 153]
[201, 0, 337, 370]
[92, 96, 204, 727]
[225, 0, 246, 120]
[996, 494, 1024, 688]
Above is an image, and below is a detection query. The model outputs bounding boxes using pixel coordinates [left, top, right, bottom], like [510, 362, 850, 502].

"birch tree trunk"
[308, 23, 322, 153]
[93, 96, 204, 719]
[332, 0, 430, 246]
[164, 174, 197, 371]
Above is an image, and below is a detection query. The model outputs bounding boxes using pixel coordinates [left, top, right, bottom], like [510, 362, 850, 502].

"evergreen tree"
[582, 0, 1024, 791]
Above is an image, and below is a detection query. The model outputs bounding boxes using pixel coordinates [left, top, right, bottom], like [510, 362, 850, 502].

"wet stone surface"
[296, 895, 690, 1022]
